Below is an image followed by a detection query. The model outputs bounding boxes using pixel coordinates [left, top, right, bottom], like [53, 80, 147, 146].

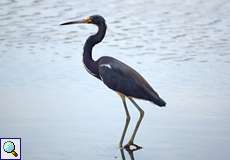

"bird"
[60, 15, 166, 151]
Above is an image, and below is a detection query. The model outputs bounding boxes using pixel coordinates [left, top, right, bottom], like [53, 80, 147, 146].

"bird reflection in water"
[120, 146, 141, 160]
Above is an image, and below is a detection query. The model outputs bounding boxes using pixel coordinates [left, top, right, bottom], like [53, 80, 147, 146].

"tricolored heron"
[60, 15, 166, 150]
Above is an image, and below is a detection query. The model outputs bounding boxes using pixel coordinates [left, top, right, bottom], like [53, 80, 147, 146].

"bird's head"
[60, 15, 106, 26]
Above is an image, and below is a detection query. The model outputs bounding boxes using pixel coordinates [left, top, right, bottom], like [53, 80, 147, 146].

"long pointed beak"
[60, 18, 92, 25]
[60, 19, 87, 25]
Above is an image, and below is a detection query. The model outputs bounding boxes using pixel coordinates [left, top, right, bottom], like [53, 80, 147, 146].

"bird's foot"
[124, 142, 142, 151]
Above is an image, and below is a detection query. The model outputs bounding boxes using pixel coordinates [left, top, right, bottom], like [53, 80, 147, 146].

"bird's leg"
[124, 97, 144, 151]
[119, 95, 131, 148]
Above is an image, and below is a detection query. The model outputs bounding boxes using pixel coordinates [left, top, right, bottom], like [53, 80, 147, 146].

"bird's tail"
[151, 95, 166, 107]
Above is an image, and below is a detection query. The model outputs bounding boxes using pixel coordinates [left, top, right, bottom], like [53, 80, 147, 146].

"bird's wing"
[97, 57, 165, 106]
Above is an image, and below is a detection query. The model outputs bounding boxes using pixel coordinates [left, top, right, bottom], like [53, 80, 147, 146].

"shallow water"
[1, 0, 230, 159]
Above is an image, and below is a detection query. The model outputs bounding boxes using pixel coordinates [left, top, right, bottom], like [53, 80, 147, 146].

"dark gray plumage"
[97, 56, 166, 106]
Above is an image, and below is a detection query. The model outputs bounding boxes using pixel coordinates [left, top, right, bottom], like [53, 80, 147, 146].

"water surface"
[1, 0, 230, 159]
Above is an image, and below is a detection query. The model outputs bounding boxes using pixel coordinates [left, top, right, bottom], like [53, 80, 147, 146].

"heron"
[60, 15, 166, 150]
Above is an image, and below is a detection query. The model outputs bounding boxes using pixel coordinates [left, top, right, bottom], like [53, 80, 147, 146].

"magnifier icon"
[3, 141, 18, 157]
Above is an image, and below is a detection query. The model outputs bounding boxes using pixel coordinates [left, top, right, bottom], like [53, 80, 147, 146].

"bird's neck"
[83, 22, 106, 78]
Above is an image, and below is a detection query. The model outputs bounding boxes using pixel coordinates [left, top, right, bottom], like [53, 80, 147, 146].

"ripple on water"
[1, 1, 230, 160]
[0, 0, 229, 64]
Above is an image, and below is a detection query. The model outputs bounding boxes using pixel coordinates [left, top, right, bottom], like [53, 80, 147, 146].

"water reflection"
[120, 148, 139, 160]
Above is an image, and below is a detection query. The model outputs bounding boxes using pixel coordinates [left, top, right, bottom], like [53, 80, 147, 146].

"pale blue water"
[0, 0, 230, 159]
